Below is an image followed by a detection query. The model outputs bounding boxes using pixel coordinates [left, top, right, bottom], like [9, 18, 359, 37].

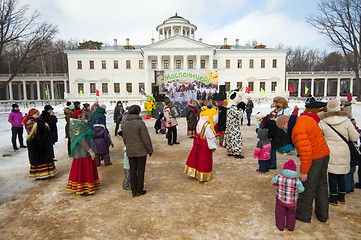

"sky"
[22, 0, 334, 51]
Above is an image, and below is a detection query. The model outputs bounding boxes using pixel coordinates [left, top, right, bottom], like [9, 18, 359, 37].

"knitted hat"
[72, 110, 83, 118]
[283, 159, 297, 171]
[44, 105, 53, 111]
[12, 104, 19, 109]
[28, 108, 39, 116]
[256, 112, 267, 121]
[276, 115, 289, 129]
[327, 99, 340, 112]
[164, 97, 171, 105]
[200, 106, 218, 134]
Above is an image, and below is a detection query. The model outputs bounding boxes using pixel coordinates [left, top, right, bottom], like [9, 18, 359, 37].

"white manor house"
[0, 14, 357, 102]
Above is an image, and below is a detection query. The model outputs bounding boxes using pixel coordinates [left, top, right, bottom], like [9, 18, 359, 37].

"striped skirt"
[29, 162, 56, 179]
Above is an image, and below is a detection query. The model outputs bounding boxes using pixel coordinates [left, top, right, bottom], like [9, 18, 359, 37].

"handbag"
[326, 123, 360, 167]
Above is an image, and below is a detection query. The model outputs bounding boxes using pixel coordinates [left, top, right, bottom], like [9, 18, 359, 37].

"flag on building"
[289, 86, 294, 93]
[305, 86, 309, 94]
[260, 88, 265, 96]
[140, 89, 147, 96]
[96, 89, 100, 96]
[80, 90, 84, 97]
[245, 87, 250, 94]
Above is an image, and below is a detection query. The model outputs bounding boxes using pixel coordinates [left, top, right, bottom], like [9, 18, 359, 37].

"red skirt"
[184, 136, 213, 181]
[66, 156, 100, 194]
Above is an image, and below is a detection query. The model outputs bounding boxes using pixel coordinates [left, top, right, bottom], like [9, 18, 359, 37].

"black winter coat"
[265, 120, 288, 149]
[218, 106, 227, 132]
[27, 117, 54, 166]
[40, 111, 58, 144]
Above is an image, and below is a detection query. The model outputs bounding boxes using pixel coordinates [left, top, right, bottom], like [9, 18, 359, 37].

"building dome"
[156, 13, 197, 41]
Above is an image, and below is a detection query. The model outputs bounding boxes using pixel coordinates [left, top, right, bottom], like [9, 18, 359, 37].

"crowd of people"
[7, 93, 361, 231]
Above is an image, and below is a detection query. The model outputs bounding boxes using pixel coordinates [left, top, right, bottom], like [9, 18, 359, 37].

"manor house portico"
[65, 14, 288, 101]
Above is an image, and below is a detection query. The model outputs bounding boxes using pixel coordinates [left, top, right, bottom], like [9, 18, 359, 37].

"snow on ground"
[0, 100, 360, 239]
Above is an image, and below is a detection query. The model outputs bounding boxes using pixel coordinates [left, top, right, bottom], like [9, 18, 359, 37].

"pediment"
[141, 35, 215, 50]
[269, 77, 280, 81]
[74, 78, 86, 83]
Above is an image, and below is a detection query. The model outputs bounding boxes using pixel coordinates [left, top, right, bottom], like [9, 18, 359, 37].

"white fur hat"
[327, 99, 340, 112]
[256, 112, 267, 121]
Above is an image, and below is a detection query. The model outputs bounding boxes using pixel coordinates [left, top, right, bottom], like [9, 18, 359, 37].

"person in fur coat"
[318, 99, 359, 205]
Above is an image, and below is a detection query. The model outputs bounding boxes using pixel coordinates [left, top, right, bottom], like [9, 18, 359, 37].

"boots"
[338, 192, 346, 204]
[329, 194, 338, 206]
[123, 169, 131, 190]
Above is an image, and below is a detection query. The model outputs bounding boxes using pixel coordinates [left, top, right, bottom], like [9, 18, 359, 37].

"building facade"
[65, 14, 288, 101]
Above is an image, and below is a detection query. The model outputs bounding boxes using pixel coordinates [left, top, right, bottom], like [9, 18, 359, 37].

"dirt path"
[0, 117, 360, 240]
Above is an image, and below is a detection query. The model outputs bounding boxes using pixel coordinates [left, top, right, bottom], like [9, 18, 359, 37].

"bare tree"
[0, 0, 57, 90]
[307, 0, 361, 100]
[286, 46, 323, 71]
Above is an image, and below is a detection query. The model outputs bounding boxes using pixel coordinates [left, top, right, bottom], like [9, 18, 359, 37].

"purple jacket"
[8, 110, 23, 127]
[93, 124, 111, 154]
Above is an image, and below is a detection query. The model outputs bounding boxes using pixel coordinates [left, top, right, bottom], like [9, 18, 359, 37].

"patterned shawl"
[70, 118, 94, 155]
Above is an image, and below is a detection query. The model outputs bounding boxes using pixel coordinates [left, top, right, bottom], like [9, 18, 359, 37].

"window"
[260, 82, 265, 91]
[102, 83, 108, 93]
[248, 82, 254, 91]
[139, 83, 145, 92]
[225, 82, 230, 92]
[89, 60, 94, 69]
[77, 61, 82, 69]
[272, 59, 277, 68]
[200, 60, 205, 69]
[114, 60, 118, 69]
[114, 83, 120, 93]
[126, 83, 132, 93]
[261, 59, 265, 68]
[126, 60, 131, 69]
[226, 60, 230, 68]
[164, 60, 169, 69]
[188, 60, 193, 69]
[78, 83, 84, 93]
[176, 60, 181, 69]
[139, 60, 143, 69]
[213, 60, 218, 69]
[90, 83, 96, 93]
[151, 60, 156, 69]
[271, 82, 277, 91]
[237, 82, 242, 88]
[237, 59, 242, 68]
[102, 60, 106, 69]
[249, 59, 254, 68]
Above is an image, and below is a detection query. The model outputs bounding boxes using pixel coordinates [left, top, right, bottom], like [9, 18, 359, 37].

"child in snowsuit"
[271, 159, 304, 231]
[122, 146, 130, 190]
[154, 113, 165, 134]
[93, 119, 112, 166]
[253, 128, 272, 173]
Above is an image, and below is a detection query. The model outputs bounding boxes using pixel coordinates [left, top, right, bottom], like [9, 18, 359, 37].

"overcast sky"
[23, 0, 334, 50]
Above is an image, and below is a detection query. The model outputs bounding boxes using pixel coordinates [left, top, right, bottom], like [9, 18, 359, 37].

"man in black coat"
[41, 105, 58, 160]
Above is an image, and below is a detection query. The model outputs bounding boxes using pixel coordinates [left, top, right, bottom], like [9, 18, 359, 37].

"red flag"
[96, 89, 100, 96]
[289, 86, 294, 93]
[245, 87, 250, 94]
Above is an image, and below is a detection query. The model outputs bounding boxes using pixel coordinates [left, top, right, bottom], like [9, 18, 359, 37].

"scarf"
[70, 119, 94, 155]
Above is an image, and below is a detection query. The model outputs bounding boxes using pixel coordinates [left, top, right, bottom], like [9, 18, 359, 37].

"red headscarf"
[22, 108, 39, 124]
[72, 110, 83, 118]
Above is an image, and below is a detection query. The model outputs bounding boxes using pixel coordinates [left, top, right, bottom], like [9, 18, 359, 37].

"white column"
[171, 26, 174, 37]
[324, 79, 328, 97]
[17, 84, 21, 100]
[157, 55, 161, 70]
[181, 26, 183, 36]
[209, 55, 213, 69]
[285, 78, 289, 94]
[144, 55, 151, 95]
[170, 55, 174, 70]
[9, 82, 13, 100]
[64, 80, 68, 94]
[183, 55, 187, 70]
[50, 80, 55, 100]
[311, 78, 314, 96]
[337, 78, 341, 97]
[298, 79, 302, 97]
[350, 78, 353, 94]
[196, 55, 201, 69]
[159, 29, 161, 40]
[22, 80, 27, 100]
[37, 80, 41, 100]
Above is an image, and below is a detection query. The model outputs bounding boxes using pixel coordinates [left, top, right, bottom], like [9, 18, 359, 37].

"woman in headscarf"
[184, 105, 218, 182]
[22, 108, 56, 179]
[66, 110, 100, 196]
[186, 99, 198, 137]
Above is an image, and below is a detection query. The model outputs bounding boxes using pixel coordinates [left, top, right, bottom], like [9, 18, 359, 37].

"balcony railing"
[286, 71, 354, 76]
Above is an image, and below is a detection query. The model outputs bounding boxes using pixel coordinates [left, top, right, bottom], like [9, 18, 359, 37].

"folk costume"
[217, 101, 227, 146]
[186, 99, 198, 136]
[23, 108, 56, 179]
[66, 110, 100, 195]
[184, 106, 218, 182]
